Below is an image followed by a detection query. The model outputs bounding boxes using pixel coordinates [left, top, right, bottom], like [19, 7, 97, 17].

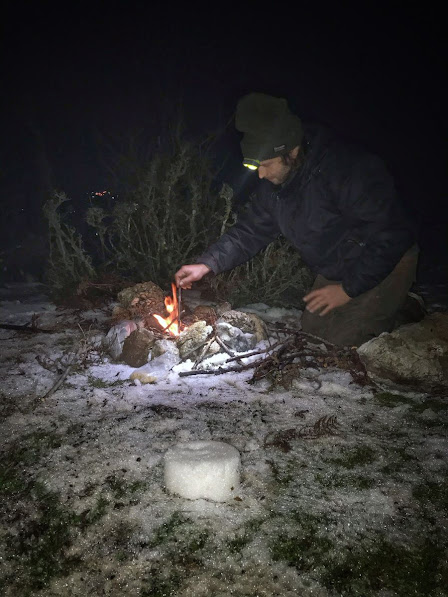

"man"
[175, 93, 418, 346]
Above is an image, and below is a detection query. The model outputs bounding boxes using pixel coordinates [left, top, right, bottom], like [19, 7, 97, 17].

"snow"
[0, 282, 447, 596]
[164, 440, 241, 501]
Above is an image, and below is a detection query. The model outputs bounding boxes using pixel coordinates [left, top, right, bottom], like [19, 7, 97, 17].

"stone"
[121, 329, 157, 367]
[103, 320, 138, 360]
[215, 301, 232, 316]
[192, 305, 217, 326]
[117, 281, 165, 310]
[129, 371, 157, 384]
[216, 322, 257, 353]
[217, 310, 268, 342]
[176, 321, 212, 360]
[152, 339, 180, 359]
[357, 312, 448, 392]
[114, 281, 166, 326]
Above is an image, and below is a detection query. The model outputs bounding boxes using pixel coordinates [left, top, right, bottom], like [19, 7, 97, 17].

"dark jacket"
[197, 124, 415, 297]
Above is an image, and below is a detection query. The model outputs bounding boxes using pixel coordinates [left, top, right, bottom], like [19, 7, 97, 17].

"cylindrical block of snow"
[164, 440, 241, 502]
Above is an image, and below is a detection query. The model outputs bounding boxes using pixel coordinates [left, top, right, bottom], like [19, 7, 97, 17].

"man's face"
[257, 147, 299, 185]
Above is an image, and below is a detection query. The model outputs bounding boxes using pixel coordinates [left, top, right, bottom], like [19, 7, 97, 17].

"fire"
[153, 282, 183, 336]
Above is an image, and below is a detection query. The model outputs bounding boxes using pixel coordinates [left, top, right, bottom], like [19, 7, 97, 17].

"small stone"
[129, 371, 157, 384]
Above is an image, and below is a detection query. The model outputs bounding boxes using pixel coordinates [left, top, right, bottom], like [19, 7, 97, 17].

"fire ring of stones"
[103, 282, 268, 383]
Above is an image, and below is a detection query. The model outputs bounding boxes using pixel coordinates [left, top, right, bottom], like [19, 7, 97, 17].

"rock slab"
[357, 312, 448, 392]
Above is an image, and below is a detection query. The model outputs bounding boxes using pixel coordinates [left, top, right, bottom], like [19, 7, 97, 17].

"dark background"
[1, 2, 446, 281]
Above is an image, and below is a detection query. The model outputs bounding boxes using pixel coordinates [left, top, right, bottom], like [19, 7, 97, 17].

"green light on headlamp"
[243, 158, 260, 170]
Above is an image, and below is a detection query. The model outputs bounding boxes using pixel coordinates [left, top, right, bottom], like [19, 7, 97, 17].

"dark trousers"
[301, 245, 419, 347]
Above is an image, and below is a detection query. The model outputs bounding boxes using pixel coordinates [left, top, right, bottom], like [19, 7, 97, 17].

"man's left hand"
[303, 284, 351, 316]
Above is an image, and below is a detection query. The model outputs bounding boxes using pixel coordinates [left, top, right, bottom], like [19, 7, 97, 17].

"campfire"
[152, 283, 185, 336]
[104, 280, 370, 390]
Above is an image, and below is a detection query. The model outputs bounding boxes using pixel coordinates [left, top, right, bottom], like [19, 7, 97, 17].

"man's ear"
[290, 146, 300, 158]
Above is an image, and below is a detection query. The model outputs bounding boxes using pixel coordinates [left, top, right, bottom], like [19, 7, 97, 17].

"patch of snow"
[1, 282, 447, 596]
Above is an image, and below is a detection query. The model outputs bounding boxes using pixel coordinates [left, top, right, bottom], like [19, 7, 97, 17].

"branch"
[178, 357, 265, 377]
[39, 344, 83, 401]
[0, 323, 54, 333]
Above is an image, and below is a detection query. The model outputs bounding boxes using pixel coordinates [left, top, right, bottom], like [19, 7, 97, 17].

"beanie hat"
[235, 93, 303, 163]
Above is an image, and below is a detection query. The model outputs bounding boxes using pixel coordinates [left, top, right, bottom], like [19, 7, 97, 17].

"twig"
[193, 334, 216, 369]
[177, 286, 182, 331]
[214, 334, 238, 358]
[224, 338, 286, 363]
[40, 344, 84, 401]
[271, 327, 338, 349]
[178, 357, 265, 377]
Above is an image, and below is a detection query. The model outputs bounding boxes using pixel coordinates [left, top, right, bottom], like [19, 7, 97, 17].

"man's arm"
[194, 193, 281, 275]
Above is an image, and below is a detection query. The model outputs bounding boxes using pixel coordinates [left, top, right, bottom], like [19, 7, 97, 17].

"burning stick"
[177, 286, 182, 331]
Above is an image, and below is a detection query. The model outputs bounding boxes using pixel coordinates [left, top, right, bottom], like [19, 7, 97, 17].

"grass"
[0, 430, 109, 595]
[104, 474, 148, 499]
[315, 471, 376, 490]
[413, 479, 448, 513]
[139, 511, 210, 595]
[271, 509, 333, 572]
[374, 391, 417, 407]
[87, 375, 128, 388]
[269, 506, 448, 595]
[322, 534, 448, 596]
[328, 445, 377, 469]
[227, 517, 266, 554]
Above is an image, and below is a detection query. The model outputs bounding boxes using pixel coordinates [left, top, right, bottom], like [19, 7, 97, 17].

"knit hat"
[235, 93, 303, 165]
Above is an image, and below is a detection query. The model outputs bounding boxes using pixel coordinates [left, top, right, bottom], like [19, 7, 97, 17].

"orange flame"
[153, 282, 183, 336]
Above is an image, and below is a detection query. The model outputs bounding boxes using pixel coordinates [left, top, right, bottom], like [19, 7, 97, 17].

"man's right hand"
[174, 264, 212, 289]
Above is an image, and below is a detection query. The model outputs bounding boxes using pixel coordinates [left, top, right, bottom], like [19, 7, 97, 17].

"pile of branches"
[179, 325, 371, 389]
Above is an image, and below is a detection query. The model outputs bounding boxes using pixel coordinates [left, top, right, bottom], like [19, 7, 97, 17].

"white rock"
[164, 440, 241, 502]
[357, 312, 448, 392]
[152, 339, 179, 359]
[216, 322, 257, 353]
[103, 320, 137, 360]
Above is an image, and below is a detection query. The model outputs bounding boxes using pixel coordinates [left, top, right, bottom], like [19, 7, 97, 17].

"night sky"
[1, 3, 446, 278]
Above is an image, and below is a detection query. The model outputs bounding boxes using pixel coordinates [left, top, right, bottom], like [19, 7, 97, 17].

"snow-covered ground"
[0, 282, 447, 596]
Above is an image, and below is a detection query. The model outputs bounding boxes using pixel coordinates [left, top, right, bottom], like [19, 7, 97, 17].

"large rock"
[121, 328, 157, 367]
[216, 322, 257, 353]
[357, 312, 448, 392]
[217, 310, 268, 342]
[117, 281, 165, 310]
[176, 321, 213, 360]
[112, 281, 166, 328]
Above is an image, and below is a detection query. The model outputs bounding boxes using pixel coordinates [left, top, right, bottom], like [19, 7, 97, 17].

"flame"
[153, 282, 183, 336]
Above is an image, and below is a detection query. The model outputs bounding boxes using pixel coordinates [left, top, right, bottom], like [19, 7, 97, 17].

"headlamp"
[242, 158, 260, 170]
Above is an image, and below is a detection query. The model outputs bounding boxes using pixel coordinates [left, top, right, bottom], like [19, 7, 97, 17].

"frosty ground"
[0, 282, 447, 597]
